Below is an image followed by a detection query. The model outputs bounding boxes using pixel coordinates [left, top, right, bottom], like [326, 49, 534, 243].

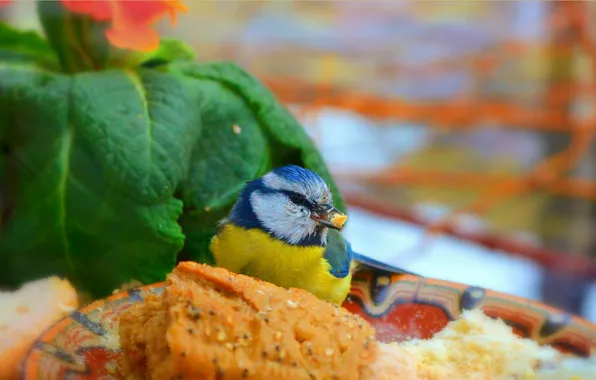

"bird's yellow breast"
[210, 223, 352, 304]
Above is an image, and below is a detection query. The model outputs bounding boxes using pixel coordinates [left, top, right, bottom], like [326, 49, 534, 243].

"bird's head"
[228, 165, 347, 246]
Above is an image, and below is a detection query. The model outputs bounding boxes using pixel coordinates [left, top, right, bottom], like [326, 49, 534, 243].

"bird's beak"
[312, 205, 348, 230]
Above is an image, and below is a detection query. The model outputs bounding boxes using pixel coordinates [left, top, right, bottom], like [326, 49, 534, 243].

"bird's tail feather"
[351, 251, 421, 277]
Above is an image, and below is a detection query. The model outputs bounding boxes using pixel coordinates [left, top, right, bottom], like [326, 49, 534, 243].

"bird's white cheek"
[250, 191, 319, 244]
[295, 208, 312, 224]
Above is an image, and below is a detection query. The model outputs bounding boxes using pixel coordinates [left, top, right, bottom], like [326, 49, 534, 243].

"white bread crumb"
[0, 276, 79, 380]
[369, 309, 595, 380]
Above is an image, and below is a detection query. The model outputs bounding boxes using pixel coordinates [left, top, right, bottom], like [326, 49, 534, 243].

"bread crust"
[119, 262, 378, 380]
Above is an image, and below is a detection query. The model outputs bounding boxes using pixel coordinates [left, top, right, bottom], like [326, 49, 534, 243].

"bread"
[0, 277, 79, 380]
[119, 261, 378, 380]
[368, 309, 564, 380]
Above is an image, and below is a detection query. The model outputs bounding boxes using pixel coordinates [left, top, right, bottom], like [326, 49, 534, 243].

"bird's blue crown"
[269, 165, 327, 189]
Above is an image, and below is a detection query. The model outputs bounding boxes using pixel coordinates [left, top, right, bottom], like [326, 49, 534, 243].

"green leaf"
[0, 58, 343, 294]
[165, 61, 345, 264]
[176, 210, 222, 266]
[68, 69, 203, 204]
[0, 23, 59, 69]
[0, 66, 203, 297]
[135, 38, 196, 68]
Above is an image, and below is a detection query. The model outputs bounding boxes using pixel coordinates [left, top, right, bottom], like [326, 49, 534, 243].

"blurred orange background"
[3, 1, 596, 320]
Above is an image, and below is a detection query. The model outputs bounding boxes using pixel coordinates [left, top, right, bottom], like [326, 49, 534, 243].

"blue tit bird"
[210, 164, 354, 304]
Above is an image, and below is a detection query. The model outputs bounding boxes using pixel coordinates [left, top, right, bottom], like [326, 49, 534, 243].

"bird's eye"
[289, 193, 308, 206]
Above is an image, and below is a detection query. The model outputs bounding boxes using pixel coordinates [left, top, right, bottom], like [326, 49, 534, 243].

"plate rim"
[20, 282, 166, 379]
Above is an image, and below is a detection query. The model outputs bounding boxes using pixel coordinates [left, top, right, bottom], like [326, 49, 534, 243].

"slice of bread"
[0, 277, 79, 380]
[119, 262, 378, 380]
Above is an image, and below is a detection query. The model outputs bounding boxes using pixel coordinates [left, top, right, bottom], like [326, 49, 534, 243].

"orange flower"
[60, 0, 187, 52]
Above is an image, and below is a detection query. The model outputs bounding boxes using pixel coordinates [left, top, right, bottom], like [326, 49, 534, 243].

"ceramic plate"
[22, 261, 596, 379]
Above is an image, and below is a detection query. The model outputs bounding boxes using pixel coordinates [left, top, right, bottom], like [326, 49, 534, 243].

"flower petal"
[61, 0, 112, 21]
[105, 24, 160, 52]
[115, 1, 187, 26]
[60, 0, 187, 52]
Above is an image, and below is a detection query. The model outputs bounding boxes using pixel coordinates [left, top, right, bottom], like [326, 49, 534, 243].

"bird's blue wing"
[323, 229, 354, 278]
[324, 229, 421, 277]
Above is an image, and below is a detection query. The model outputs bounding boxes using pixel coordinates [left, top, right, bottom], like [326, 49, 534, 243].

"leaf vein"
[58, 101, 75, 278]
[123, 70, 153, 187]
